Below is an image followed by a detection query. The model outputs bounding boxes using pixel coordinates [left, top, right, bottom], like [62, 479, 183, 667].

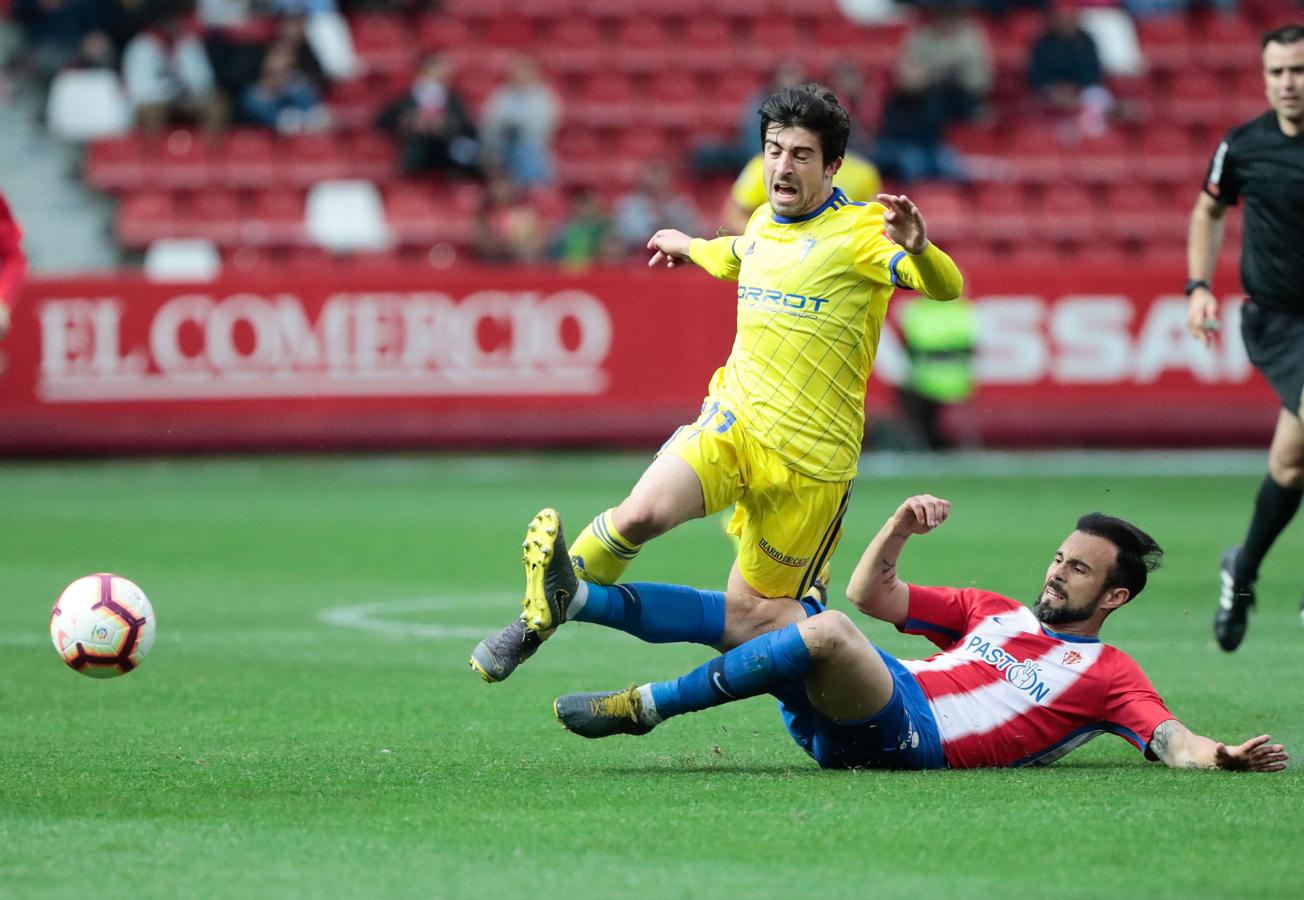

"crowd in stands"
[0, 0, 1290, 271]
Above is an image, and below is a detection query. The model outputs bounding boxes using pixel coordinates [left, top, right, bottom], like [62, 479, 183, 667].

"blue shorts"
[776, 599, 946, 770]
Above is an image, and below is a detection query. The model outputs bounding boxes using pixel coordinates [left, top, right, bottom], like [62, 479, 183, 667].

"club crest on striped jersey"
[1062, 650, 1083, 666]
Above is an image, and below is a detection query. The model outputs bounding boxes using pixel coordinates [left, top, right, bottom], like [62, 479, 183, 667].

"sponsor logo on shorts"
[757, 538, 810, 568]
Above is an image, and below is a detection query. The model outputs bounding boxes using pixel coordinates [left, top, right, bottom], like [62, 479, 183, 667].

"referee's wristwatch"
[1184, 279, 1211, 296]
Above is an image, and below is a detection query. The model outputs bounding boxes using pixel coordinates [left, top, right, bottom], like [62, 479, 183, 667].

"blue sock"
[573, 582, 725, 645]
[649, 623, 813, 720]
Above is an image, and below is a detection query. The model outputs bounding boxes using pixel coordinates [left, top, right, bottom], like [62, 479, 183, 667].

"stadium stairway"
[0, 87, 118, 273]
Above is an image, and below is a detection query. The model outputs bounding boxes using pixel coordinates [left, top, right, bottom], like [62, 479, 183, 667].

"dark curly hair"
[758, 83, 851, 166]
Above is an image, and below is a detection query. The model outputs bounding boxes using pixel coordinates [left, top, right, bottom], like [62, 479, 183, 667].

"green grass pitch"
[1, 454, 1301, 899]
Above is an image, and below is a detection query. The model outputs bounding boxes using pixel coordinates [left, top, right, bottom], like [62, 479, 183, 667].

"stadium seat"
[143, 238, 222, 282]
[483, 14, 536, 49]
[248, 189, 306, 247]
[385, 189, 442, 245]
[191, 191, 245, 247]
[145, 130, 213, 191]
[345, 131, 399, 183]
[116, 192, 178, 249]
[351, 14, 414, 74]
[219, 130, 278, 189]
[85, 135, 147, 192]
[1034, 184, 1099, 242]
[283, 134, 349, 186]
[418, 15, 471, 52]
[306, 180, 391, 252]
[46, 69, 132, 141]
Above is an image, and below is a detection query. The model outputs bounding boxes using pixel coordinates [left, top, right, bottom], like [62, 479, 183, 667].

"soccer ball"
[49, 574, 156, 678]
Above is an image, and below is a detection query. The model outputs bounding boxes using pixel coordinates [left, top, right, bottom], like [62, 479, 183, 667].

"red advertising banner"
[0, 262, 1278, 453]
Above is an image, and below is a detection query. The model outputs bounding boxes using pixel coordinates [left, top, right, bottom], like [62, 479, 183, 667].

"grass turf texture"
[1, 454, 1300, 899]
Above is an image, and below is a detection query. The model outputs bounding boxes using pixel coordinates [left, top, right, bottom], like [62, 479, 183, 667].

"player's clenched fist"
[647, 229, 693, 268]
[893, 494, 951, 535]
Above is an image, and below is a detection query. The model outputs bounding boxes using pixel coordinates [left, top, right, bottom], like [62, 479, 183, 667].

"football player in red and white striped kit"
[546, 495, 1287, 772]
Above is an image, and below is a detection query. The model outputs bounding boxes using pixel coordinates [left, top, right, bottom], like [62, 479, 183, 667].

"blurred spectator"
[722, 149, 881, 234]
[378, 53, 480, 178]
[241, 40, 328, 132]
[871, 59, 965, 184]
[105, 0, 174, 54]
[197, 0, 273, 101]
[13, 0, 108, 91]
[896, 294, 978, 450]
[829, 58, 880, 154]
[0, 192, 28, 343]
[479, 56, 560, 188]
[692, 60, 808, 175]
[122, 13, 228, 135]
[552, 189, 621, 269]
[614, 162, 700, 255]
[1028, 6, 1114, 136]
[899, 2, 993, 124]
[68, 30, 118, 71]
[271, 14, 327, 90]
[272, 0, 358, 81]
[475, 171, 546, 262]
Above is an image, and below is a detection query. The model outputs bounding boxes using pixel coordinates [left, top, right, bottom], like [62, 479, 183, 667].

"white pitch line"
[317, 593, 527, 640]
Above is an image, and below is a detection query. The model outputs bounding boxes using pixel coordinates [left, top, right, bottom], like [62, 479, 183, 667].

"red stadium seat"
[418, 15, 471, 51]
[1033, 184, 1098, 242]
[190, 190, 244, 247]
[146, 130, 213, 190]
[346, 131, 399, 183]
[219, 130, 278, 189]
[1066, 132, 1130, 186]
[385, 189, 442, 245]
[283, 134, 348, 187]
[116, 192, 177, 249]
[483, 14, 536, 49]
[352, 14, 415, 74]
[248, 189, 306, 246]
[749, 19, 799, 53]
[85, 135, 146, 192]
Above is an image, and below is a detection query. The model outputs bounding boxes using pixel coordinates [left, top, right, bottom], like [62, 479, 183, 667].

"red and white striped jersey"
[898, 585, 1173, 769]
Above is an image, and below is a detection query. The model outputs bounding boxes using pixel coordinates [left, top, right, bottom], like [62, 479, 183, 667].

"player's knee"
[613, 495, 671, 542]
[1268, 454, 1304, 489]
[800, 610, 860, 659]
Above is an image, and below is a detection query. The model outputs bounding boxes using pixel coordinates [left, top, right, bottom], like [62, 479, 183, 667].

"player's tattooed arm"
[1149, 719, 1288, 772]
[846, 495, 949, 626]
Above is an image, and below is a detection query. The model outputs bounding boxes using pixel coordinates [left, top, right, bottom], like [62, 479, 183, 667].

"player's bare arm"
[846, 494, 950, 625]
[876, 193, 929, 255]
[1149, 718, 1288, 772]
[646, 229, 694, 269]
[1185, 192, 1227, 347]
[0, 302, 10, 340]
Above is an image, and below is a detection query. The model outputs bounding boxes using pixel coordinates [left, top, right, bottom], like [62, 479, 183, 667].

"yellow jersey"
[730, 152, 882, 211]
[688, 187, 962, 482]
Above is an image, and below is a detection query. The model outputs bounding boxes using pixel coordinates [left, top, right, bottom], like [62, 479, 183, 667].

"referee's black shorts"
[1241, 300, 1304, 415]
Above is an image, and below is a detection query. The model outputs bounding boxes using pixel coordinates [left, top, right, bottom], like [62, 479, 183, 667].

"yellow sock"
[569, 509, 641, 584]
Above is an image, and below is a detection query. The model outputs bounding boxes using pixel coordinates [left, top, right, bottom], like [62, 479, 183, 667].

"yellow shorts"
[659, 396, 853, 599]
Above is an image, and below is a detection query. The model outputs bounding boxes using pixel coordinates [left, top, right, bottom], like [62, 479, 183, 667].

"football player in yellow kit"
[471, 83, 963, 683]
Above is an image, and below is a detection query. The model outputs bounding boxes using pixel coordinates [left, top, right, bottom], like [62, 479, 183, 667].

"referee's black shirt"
[1202, 111, 1304, 312]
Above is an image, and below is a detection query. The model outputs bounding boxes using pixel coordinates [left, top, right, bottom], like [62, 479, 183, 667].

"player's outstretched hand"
[876, 194, 929, 255]
[1214, 735, 1289, 773]
[893, 494, 950, 536]
[1186, 287, 1221, 348]
[0, 302, 10, 340]
[647, 229, 693, 269]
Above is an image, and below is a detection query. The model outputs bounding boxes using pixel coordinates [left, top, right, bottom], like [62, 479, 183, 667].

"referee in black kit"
[1186, 23, 1304, 652]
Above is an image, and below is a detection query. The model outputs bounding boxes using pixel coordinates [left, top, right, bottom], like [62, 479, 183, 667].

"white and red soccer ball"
[49, 574, 156, 678]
